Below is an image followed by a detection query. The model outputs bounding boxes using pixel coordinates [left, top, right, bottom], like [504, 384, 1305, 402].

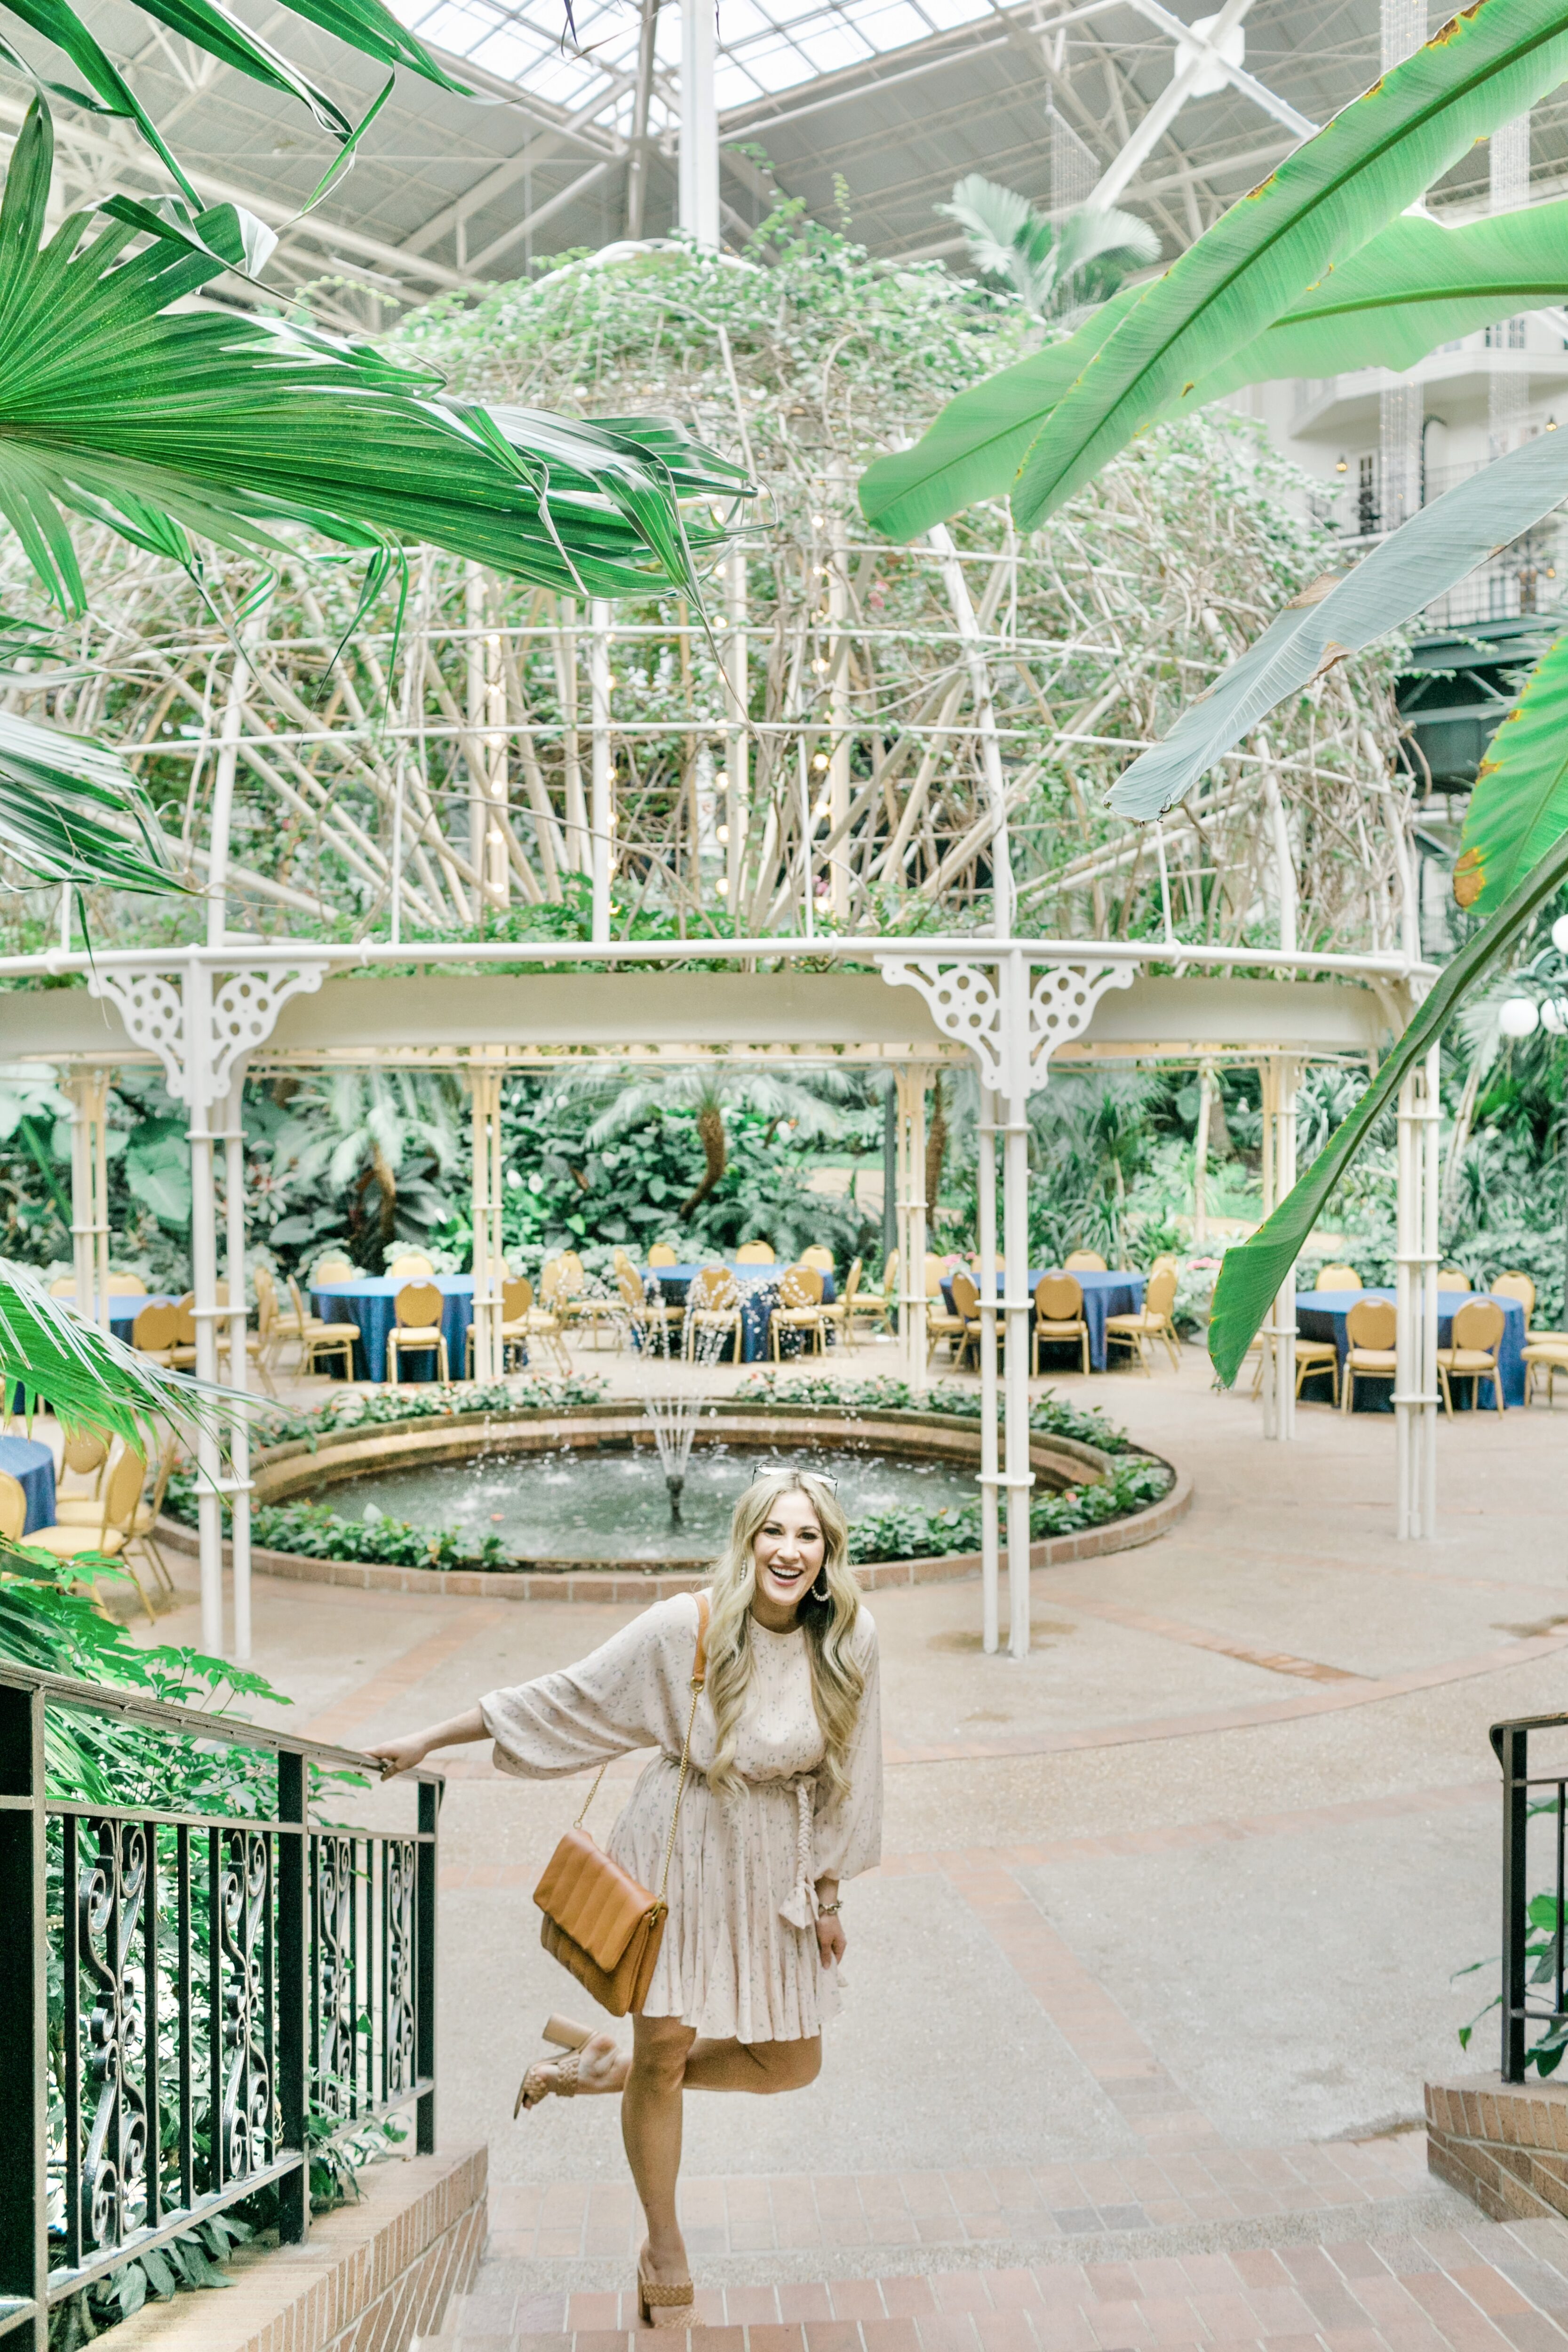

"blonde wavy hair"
[705, 1468, 865, 1798]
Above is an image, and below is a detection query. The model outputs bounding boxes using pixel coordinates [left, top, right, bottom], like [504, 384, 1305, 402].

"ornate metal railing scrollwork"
[0, 1666, 442, 2343]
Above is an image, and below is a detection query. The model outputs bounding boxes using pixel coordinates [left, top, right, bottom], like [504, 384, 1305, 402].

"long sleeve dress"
[480, 1592, 882, 2043]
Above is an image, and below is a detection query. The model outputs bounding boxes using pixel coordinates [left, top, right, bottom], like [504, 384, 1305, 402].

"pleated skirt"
[606, 1755, 839, 2043]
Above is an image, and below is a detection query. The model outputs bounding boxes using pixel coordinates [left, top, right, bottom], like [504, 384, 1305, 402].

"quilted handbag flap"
[534, 1825, 661, 1971]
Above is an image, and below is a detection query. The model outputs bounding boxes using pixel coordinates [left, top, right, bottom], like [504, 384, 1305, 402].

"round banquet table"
[310, 1275, 474, 1384]
[1295, 1287, 1527, 1410]
[939, 1269, 1144, 1372]
[0, 1434, 56, 1532]
[641, 1263, 837, 1363]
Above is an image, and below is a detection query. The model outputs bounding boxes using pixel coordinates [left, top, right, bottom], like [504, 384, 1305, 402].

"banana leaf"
[858, 290, 1137, 540]
[859, 193, 1568, 541]
[1011, 0, 1568, 532]
[1207, 813, 1568, 1387]
[1454, 630, 1568, 916]
[0, 1261, 232, 1446]
[0, 102, 748, 614]
[1195, 199, 1568, 398]
[0, 706, 179, 891]
[1107, 428, 1568, 822]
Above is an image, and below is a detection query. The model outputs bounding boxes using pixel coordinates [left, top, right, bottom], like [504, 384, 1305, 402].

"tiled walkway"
[143, 1344, 1568, 2352]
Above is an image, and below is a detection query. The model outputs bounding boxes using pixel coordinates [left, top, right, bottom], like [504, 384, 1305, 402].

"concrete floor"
[131, 1332, 1568, 2282]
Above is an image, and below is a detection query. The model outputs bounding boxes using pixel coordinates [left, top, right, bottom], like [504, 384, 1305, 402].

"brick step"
[442, 2213, 1568, 2352]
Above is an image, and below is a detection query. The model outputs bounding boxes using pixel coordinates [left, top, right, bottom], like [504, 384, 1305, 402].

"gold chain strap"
[573, 1598, 709, 1911]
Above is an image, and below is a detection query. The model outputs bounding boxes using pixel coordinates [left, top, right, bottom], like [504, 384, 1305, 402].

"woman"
[369, 1468, 882, 2329]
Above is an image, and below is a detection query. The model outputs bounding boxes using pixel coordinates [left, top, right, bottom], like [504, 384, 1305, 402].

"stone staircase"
[416, 2146, 1568, 2352]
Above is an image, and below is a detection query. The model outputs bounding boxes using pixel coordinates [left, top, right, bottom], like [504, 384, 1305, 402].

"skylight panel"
[844, 0, 935, 54]
[400, 0, 499, 57]
[911, 0, 989, 32]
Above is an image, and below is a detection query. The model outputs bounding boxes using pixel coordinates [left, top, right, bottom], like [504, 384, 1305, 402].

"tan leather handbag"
[533, 1593, 709, 2018]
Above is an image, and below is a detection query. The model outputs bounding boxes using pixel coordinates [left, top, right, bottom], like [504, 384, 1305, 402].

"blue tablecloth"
[0, 1435, 56, 1531]
[642, 1263, 838, 1363]
[940, 1269, 1144, 1373]
[1296, 1288, 1528, 1410]
[57, 1292, 177, 1346]
[311, 1275, 474, 1384]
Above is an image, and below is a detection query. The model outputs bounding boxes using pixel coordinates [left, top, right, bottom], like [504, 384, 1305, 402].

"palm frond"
[0, 100, 750, 618]
[0, 705, 180, 891]
[0, 1261, 231, 1447]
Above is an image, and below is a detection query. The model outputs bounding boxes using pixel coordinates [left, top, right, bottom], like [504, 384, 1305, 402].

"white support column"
[828, 467, 851, 922]
[679, 0, 719, 248]
[219, 1078, 253, 1663]
[1258, 1055, 1298, 1443]
[590, 600, 612, 947]
[1000, 951, 1034, 1660]
[893, 1066, 911, 1371]
[66, 1071, 102, 1325]
[466, 562, 487, 922]
[1395, 1042, 1441, 1538]
[470, 1062, 503, 1385]
[724, 550, 748, 920]
[978, 1082, 1000, 1656]
[907, 1069, 929, 1395]
[184, 958, 224, 1655]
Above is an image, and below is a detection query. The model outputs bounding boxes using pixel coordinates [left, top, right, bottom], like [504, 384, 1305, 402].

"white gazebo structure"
[0, 925, 1437, 1667]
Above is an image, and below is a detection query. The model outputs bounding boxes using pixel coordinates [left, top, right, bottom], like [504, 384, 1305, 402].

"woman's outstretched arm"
[368, 1709, 486, 1778]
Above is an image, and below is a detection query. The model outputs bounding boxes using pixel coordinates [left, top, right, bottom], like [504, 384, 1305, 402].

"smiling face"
[749, 1486, 827, 1629]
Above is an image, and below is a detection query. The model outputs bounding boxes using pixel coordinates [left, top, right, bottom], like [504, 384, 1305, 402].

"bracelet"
[817, 1899, 841, 1915]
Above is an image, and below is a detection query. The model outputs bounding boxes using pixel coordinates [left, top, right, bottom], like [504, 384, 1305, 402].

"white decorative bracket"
[88, 956, 332, 1107]
[881, 956, 1136, 1101]
[1027, 961, 1134, 1089]
[882, 959, 1005, 1090]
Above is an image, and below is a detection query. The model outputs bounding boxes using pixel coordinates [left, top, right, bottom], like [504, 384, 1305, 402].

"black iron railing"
[0, 1664, 440, 2349]
[1493, 1711, 1568, 2083]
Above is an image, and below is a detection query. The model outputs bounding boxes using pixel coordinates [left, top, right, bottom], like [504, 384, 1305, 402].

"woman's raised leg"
[682, 2036, 821, 2093]
[622, 2016, 698, 2284]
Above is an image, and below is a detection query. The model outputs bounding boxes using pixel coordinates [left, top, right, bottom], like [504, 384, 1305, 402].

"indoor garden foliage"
[0, 204, 1402, 956]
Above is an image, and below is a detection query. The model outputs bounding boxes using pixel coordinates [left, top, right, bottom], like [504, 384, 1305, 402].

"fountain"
[630, 1271, 737, 1523]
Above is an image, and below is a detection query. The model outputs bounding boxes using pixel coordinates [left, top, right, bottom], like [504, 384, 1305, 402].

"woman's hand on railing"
[366, 1706, 486, 1777]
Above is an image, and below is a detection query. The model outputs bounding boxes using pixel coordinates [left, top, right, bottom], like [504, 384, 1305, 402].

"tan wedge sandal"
[637, 2241, 695, 2331]
[514, 2014, 595, 2115]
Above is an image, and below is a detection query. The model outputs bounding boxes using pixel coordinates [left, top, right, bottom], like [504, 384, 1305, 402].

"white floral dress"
[480, 1592, 882, 2042]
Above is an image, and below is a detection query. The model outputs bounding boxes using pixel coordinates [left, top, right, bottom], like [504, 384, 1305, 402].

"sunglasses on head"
[745, 1465, 838, 1494]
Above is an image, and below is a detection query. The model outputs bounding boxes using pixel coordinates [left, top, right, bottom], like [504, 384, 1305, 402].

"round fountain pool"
[303, 1440, 979, 1564]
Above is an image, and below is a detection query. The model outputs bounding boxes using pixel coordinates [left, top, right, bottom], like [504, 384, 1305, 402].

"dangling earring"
[810, 1569, 831, 1602]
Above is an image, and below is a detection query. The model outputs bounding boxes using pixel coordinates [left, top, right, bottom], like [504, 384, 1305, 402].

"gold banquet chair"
[685, 1266, 740, 1361]
[289, 1277, 359, 1381]
[387, 1251, 435, 1279]
[1105, 1266, 1182, 1375]
[26, 1446, 157, 1622]
[1032, 1274, 1090, 1377]
[0, 1469, 27, 1543]
[386, 1282, 449, 1386]
[1064, 1249, 1108, 1273]
[1315, 1263, 1361, 1291]
[820, 1260, 863, 1354]
[1340, 1298, 1398, 1414]
[1437, 1297, 1506, 1419]
[736, 1240, 775, 1265]
[770, 1265, 827, 1361]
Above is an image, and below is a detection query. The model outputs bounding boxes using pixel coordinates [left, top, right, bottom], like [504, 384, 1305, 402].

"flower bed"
[734, 1370, 1136, 1455]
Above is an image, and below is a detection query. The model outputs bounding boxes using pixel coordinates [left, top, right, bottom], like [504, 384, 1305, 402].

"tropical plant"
[863, 0, 1568, 541]
[265, 1070, 464, 1270]
[937, 180, 1160, 323]
[571, 1064, 856, 1217]
[851, 0, 1568, 1383]
[0, 94, 747, 905]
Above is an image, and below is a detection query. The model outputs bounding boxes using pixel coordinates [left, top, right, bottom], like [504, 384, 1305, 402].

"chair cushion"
[1440, 1350, 1499, 1371]
[1348, 1349, 1397, 1369]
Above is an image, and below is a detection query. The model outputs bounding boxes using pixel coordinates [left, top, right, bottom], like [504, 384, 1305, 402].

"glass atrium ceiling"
[398, 0, 995, 129]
